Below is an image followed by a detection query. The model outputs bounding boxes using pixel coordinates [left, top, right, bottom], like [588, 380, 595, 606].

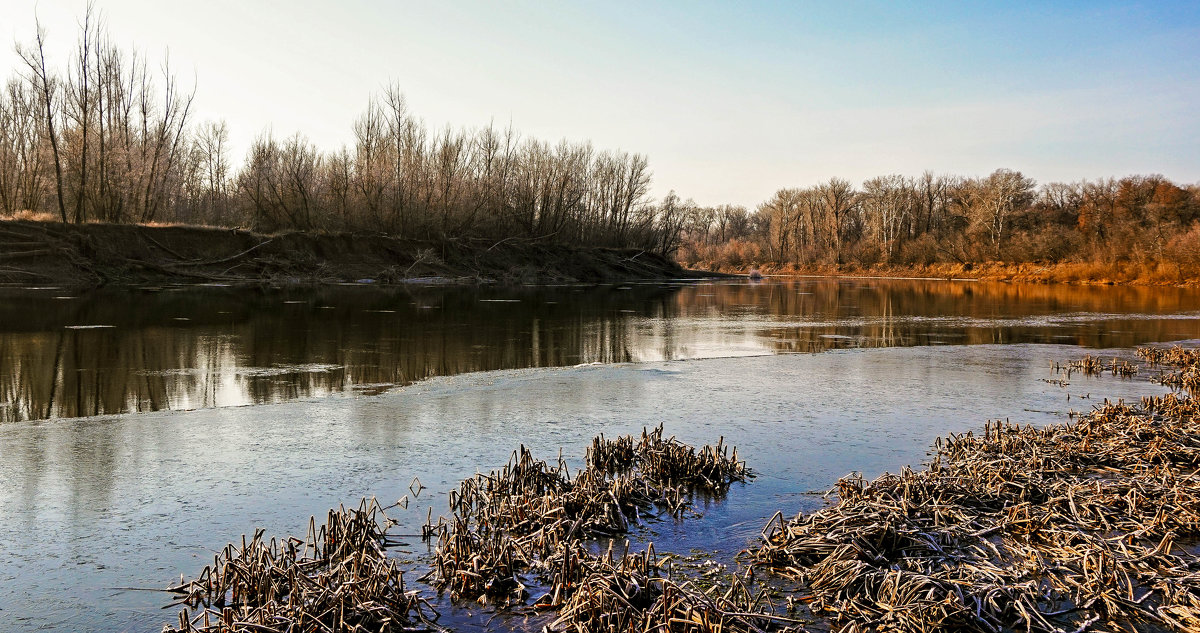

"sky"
[2, 0, 1198, 207]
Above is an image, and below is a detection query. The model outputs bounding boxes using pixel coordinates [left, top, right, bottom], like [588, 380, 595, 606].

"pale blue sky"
[4, 1, 1198, 205]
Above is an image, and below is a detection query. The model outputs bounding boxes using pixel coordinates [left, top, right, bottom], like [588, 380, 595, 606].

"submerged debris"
[752, 348, 1200, 633]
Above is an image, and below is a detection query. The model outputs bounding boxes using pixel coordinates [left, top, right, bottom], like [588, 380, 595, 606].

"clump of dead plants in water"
[162, 427, 767, 633]
[1139, 345, 1200, 392]
[1052, 354, 1138, 378]
[162, 498, 437, 633]
[543, 543, 794, 633]
[751, 347, 1200, 633]
[1136, 345, 1200, 367]
[424, 424, 782, 632]
[583, 426, 747, 492]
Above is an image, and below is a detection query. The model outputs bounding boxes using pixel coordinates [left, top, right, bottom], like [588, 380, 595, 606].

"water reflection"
[3, 278, 1200, 423]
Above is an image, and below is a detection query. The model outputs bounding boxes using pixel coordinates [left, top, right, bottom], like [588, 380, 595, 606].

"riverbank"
[691, 260, 1198, 285]
[0, 220, 707, 288]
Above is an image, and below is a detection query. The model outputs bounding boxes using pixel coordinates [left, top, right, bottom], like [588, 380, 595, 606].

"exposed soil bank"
[0, 220, 709, 288]
[694, 260, 1199, 286]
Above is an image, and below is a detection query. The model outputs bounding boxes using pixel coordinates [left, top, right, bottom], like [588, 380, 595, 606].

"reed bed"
[1138, 345, 1200, 392]
[426, 426, 749, 601]
[163, 498, 436, 633]
[541, 543, 795, 633]
[1136, 346, 1200, 367]
[1053, 354, 1137, 378]
[425, 426, 779, 632]
[751, 348, 1200, 633]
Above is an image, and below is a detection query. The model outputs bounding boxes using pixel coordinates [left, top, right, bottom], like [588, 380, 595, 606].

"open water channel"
[2, 278, 1199, 631]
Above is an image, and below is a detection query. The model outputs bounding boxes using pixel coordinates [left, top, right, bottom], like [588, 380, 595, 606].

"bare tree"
[16, 19, 68, 222]
[964, 168, 1036, 259]
[0, 79, 48, 214]
[194, 120, 230, 224]
[860, 174, 915, 260]
[816, 178, 856, 264]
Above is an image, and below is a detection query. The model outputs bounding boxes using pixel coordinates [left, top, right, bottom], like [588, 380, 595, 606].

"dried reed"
[425, 425, 776, 632]
[752, 348, 1200, 633]
[162, 498, 436, 633]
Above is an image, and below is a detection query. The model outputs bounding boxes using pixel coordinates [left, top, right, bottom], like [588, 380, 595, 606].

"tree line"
[678, 170, 1200, 271]
[0, 10, 683, 254]
[4, 10, 1197, 271]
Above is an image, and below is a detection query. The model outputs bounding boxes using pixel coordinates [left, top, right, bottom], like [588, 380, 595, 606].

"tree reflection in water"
[3, 279, 1200, 423]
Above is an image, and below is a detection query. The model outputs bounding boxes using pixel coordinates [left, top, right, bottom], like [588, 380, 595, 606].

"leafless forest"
[2, 13, 1198, 271]
[679, 171, 1200, 275]
[0, 13, 678, 254]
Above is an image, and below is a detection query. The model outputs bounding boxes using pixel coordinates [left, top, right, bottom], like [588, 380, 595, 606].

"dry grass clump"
[542, 543, 795, 633]
[1053, 354, 1138, 378]
[427, 426, 750, 602]
[1138, 346, 1200, 391]
[588, 425, 749, 492]
[752, 350, 1200, 633]
[163, 498, 435, 633]
[1, 210, 60, 222]
[1156, 366, 1200, 392]
[1137, 346, 1200, 367]
[425, 426, 776, 632]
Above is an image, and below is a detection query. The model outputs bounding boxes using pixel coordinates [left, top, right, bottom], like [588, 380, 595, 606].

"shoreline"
[0, 220, 721, 289]
[691, 261, 1200, 286]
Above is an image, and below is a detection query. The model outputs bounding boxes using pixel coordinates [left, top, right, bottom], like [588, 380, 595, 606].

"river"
[1, 278, 1198, 631]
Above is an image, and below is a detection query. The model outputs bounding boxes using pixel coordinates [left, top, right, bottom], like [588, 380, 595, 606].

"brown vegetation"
[163, 498, 438, 633]
[679, 172, 1200, 285]
[750, 346, 1200, 632]
[698, 260, 1200, 286]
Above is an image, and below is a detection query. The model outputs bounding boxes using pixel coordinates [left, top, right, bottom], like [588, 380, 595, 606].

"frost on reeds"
[752, 347, 1200, 633]
[162, 498, 437, 633]
[425, 424, 780, 633]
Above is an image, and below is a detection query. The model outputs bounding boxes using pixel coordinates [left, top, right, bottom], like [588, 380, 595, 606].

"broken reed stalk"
[162, 498, 437, 633]
[425, 424, 775, 633]
[752, 346, 1200, 633]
